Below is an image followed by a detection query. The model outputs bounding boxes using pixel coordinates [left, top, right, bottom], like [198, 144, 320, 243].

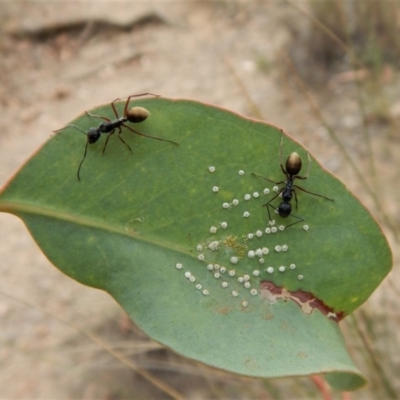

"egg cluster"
[172, 164, 310, 309]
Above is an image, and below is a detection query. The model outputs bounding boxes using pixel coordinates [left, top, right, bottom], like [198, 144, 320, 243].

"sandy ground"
[0, 1, 399, 399]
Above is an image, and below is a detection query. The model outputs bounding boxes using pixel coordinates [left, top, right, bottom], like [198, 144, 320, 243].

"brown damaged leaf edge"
[260, 281, 345, 322]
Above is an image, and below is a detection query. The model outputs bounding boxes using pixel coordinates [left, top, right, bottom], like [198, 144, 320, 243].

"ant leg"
[86, 111, 111, 122]
[251, 173, 285, 185]
[293, 188, 299, 210]
[292, 155, 311, 180]
[101, 127, 132, 153]
[266, 202, 279, 224]
[262, 190, 283, 206]
[303, 153, 312, 178]
[126, 92, 160, 99]
[53, 124, 87, 135]
[123, 97, 131, 118]
[279, 132, 288, 175]
[110, 93, 160, 119]
[122, 124, 179, 146]
[102, 130, 115, 154]
[264, 191, 304, 230]
[294, 185, 334, 201]
[283, 214, 305, 229]
[110, 98, 122, 119]
[77, 140, 90, 181]
[263, 190, 283, 223]
[123, 93, 159, 115]
[279, 131, 284, 164]
[116, 130, 133, 153]
[112, 93, 159, 120]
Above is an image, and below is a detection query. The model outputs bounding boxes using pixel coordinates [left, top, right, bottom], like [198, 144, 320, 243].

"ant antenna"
[77, 141, 90, 181]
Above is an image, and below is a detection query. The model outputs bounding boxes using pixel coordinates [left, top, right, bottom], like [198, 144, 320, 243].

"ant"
[252, 134, 334, 229]
[54, 93, 178, 181]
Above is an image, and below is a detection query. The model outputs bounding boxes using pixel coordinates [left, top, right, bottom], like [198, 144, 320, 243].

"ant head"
[126, 107, 150, 123]
[278, 202, 291, 218]
[87, 127, 101, 144]
[286, 152, 302, 176]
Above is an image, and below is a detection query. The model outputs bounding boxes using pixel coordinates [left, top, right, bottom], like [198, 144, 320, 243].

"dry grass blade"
[0, 289, 184, 400]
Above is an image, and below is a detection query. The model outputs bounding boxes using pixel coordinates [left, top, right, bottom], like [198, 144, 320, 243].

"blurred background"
[0, 1, 399, 398]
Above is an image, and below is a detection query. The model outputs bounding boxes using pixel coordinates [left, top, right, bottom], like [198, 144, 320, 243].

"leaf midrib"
[0, 200, 191, 256]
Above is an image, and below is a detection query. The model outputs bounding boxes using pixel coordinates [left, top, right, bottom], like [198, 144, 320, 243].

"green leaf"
[0, 97, 391, 391]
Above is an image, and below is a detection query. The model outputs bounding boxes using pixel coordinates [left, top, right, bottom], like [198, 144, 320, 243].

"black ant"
[252, 135, 334, 229]
[54, 93, 178, 181]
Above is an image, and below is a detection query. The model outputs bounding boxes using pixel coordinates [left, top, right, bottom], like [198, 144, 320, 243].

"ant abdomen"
[286, 152, 302, 176]
[126, 107, 150, 123]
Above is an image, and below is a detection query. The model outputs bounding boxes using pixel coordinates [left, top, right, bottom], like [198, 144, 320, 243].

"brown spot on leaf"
[260, 281, 283, 295]
[263, 312, 274, 320]
[216, 306, 231, 315]
[260, 280, 344, 321]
